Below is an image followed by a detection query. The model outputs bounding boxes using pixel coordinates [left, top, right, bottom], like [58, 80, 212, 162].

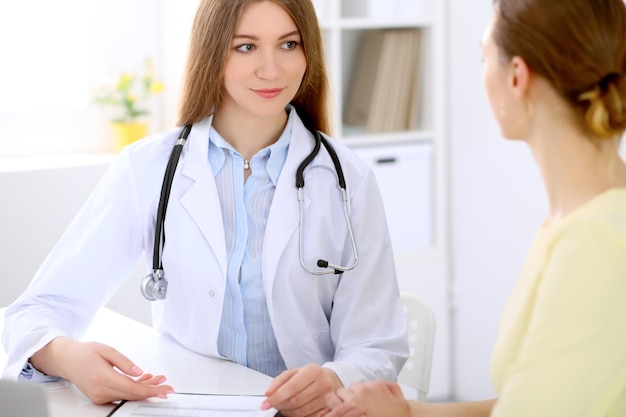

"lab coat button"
[209, 290, 215, 297]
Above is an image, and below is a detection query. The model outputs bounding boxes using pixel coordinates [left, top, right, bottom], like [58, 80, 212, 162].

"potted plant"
[94, 58, 164, 151]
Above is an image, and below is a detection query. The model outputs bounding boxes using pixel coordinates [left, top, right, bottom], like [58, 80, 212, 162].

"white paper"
[110, 393, 279, 417]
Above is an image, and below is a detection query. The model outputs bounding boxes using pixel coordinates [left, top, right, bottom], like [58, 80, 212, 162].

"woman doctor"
[1, 0, 409, 416]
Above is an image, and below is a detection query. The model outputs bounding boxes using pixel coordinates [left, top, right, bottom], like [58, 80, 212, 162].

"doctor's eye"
[281, 40, 299, 50]
[235, 43, 256, 53]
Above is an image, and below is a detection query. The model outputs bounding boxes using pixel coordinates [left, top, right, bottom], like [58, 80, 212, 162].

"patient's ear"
[510, 56, 530, 99]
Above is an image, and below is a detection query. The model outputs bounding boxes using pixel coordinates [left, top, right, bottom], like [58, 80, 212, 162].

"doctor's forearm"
[29, 336, 75, 378]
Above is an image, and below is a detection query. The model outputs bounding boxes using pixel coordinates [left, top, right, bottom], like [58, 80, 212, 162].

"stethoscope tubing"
[297, 130, 358, 274]
[152, 124, 193, 272]
[142, 120, 359, 301]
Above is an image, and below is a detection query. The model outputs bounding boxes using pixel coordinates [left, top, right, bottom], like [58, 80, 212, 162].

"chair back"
[397, 291, 436, 401]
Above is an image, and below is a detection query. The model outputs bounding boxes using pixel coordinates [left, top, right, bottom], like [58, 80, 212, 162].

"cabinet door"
[352, 143, 433, 253]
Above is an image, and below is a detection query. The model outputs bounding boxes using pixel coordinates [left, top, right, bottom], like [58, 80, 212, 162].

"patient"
[325, 0, 626, 416]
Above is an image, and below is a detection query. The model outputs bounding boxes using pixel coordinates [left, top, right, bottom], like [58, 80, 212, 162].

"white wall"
[160, 0, 201, 129]
[0, 0, 163, 157]
[447, 1, 547, 400]
[1, 0, 562, 401]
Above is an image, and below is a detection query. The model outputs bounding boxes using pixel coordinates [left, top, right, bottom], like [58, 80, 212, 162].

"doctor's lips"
[252, 88, 284, 99]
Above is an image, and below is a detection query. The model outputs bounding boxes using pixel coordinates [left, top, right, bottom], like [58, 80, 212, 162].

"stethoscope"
[141, 121, 359, 301]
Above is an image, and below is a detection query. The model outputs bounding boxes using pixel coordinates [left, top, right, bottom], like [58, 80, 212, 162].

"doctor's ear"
[509, 56, 531, 99]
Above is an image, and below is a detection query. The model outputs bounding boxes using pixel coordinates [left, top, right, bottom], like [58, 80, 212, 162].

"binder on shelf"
[385, 30, 417, 132]
[366, 30, 398, 132]
[407, 30, 423, 130]
[344, 30, 387, 127]
[345, 28, 422, 134]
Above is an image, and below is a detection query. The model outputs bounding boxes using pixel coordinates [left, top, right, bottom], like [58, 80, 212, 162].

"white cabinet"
[352, 143, 433, 252]
[316, 0, 450, 399]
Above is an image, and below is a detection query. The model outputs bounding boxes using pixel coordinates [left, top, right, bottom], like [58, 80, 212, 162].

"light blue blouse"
[209, 107, 294, 377]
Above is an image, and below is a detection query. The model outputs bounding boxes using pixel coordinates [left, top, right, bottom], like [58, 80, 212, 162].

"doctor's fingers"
[267, 367, 341, 417]
[64, 342, 172, 404]
[265, 368, 298, 396]
[271, 364, 340, 398]
[265, 364, 332, 404]
[78, 367, 174, 405]
[91, 341, 145, 377]
[135, 373, 155, 382]
[270, 382, 328, 417]
[92, 342, 174, 388]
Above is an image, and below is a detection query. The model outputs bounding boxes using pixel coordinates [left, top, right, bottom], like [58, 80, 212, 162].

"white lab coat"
[2, 112, 409, 387]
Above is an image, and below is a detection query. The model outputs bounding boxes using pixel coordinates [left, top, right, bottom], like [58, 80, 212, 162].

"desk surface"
[0, 307, 273, 417]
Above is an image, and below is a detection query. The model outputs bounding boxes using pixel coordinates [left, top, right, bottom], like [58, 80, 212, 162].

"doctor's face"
[221, 1, 307, 120]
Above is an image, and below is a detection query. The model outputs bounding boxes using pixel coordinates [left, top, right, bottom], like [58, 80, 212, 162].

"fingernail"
[259, 401, 270, 410]
[158, 376, 167, 384]
[131, 365, 143, 375]
[158, 394, 168, 399]
[166, 389, 175, 394]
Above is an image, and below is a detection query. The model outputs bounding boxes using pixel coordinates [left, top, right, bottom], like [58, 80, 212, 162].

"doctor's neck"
[212, 105, 288, 160]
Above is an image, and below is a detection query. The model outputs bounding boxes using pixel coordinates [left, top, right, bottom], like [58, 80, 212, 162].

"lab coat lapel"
[178, 117, 228, 278]
[263, 117, 314, 294]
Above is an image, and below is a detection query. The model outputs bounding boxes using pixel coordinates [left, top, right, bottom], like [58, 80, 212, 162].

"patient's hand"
[325, 380, 410, 417]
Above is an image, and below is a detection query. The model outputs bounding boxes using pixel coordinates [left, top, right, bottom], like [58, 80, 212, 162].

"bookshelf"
[313, 0, 451, 399]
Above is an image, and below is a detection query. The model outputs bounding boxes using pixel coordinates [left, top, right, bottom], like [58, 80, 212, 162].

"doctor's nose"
[255, 51, 281, 80]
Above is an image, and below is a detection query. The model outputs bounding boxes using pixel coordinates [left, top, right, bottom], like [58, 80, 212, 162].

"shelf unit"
[314, 0, 451, 399]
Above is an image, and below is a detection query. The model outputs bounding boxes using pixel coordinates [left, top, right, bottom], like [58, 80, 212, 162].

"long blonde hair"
[177, 0, 331, 134]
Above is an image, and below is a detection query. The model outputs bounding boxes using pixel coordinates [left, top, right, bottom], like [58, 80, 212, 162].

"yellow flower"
[94, 58, 165, 124]
[150, 81, 164, 94]
[118, 73, 133, 89]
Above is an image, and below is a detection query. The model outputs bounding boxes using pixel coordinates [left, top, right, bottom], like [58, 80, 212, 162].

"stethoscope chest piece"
[141, 269, 168, 301]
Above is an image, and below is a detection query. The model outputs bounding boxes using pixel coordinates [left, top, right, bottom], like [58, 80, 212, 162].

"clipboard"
[107, 393, 282, 416]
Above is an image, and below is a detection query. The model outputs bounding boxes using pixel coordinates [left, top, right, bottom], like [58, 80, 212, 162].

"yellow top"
[490, 189, 626, 417]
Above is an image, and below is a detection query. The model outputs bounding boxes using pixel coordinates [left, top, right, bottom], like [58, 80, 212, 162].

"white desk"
[0, 307, 273, 417]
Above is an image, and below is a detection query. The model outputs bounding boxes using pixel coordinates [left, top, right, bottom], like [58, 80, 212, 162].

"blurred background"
[0, 0, 558, 402]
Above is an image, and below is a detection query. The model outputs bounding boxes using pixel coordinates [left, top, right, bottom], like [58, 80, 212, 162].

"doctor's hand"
[30, 336, 174, 405]
[260, 363, 343, 417]
[324, 381, 410, 417]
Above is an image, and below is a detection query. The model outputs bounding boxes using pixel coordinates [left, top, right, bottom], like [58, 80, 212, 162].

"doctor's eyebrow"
[233, 30, 300, 41]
